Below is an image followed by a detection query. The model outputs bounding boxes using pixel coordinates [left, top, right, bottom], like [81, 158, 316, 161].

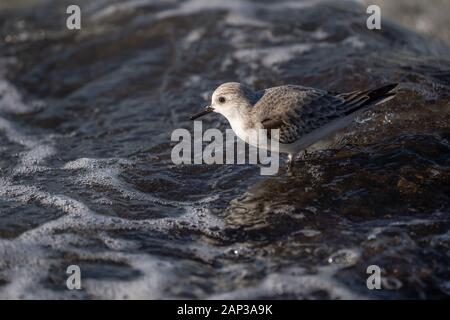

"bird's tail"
[337, 83, 398, 116]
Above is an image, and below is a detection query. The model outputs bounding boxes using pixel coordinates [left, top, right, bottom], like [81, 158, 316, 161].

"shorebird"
[190, 82, 397, 165]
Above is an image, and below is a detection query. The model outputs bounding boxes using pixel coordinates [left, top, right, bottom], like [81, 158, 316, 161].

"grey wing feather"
[254, 84, 397, 144]
[254, 86, 346, 144]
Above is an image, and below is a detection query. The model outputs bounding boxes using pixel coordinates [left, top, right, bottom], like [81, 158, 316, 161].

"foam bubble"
[327, 248, 361, 267]
[342, 36, 366, 49]
[0, 80, 30, 114]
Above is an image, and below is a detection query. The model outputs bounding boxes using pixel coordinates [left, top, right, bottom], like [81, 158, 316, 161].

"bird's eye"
[218, 96, 226, 103]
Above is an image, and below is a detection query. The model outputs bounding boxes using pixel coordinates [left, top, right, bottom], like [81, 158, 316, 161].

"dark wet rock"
[0, 0, 449, 299]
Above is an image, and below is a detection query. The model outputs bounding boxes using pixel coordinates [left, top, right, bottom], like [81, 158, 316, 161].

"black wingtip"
[368, 83, 398, 98]
[384, 83, 398, 91]
[340, 83, 399, 116]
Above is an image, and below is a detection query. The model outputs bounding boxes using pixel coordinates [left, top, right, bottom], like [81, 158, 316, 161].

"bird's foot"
[298, 149, 308, 161]
[286, 151, 309, 175]
[286, 154, 295, 175]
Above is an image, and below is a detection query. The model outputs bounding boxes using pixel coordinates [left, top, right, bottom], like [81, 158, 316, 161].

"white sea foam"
[343, 36, 366, 49]
[63, 157, 218, 206]
[155, 0, 320, 27]
[183, 28, 205, 48]
[83, 254, 176, 299]
[0, 81, 30, 114]
[0, 168, 224, 299]
[63, 157, 133, 170]
[89, 0, 177, 22]
[210, 266, 363, 300]
[295, 228, 322, 237]
[327, 248, 361, 267]
[0, 72, 55, 173]
[0, 58, 43, 114]
[311, 29, 329, 40]
[0, 240, 60, 299]
[233, 44, 313, 69]
[0, 117, 56, 173]
[0, 235, 176, 299]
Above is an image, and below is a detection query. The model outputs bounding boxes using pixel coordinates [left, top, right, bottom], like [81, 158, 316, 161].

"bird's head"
[190, 82, 257, 121]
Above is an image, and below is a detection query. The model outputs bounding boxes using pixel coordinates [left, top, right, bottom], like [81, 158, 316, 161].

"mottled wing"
[254, 86, 346, 144]
[254, 84, 397, 144]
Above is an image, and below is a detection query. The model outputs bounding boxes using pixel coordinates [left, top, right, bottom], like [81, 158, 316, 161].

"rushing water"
[0, 0, 449, 299]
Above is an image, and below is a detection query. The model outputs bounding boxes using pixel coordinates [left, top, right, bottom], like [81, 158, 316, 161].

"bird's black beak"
[190, 106, 214, 120]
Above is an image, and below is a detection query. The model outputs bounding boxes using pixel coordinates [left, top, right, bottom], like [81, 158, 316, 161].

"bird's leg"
[287, 154, 294, 170]
[295, 149, 308, 163]
[302, 149, 308, 160]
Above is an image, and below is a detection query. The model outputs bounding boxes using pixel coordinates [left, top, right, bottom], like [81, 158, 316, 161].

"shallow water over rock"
[0, 0, 449, 299]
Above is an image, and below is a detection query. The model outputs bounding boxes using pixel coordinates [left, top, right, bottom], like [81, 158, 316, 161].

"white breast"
[227, 117, 275, 152]
[228, 118, 252, 144]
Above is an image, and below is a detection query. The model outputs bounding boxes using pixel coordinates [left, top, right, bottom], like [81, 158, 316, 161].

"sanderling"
[190, 82, 398, 165]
